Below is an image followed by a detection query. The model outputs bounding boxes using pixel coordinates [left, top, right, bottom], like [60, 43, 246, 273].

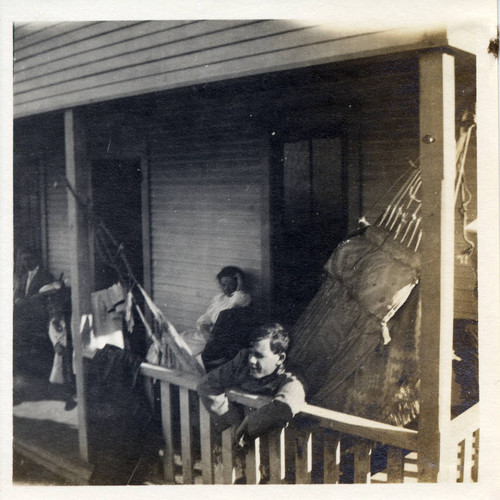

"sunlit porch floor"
[13, 370, 91, 485]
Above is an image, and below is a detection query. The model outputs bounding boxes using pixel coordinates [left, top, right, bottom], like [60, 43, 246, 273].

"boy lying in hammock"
[197, 323, 305, 450]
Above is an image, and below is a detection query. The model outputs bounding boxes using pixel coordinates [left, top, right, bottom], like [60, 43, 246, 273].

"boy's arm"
[235, 376, 306, 442]
[197, 350, 246, 416]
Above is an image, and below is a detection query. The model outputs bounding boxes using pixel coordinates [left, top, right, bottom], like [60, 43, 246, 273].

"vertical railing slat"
[471, 429, 479, 482]
[179, 387, 193, 484]
[160, 381, 175, 483]
[268, 428, 284, 484]
[323, 431, 341, 484]
[295, 427, 312, 484]
[387, 446, 405, 483]
[284, 425, 296, 483]
[245, 437, 261, 484]
[457, 439, 465, 482]
[199, 399, 214, 484]
[222, 427, 235, 484]
[353, 438, 372, 484]
[462, 437, 473, 483]
[214, 443, 224, 485]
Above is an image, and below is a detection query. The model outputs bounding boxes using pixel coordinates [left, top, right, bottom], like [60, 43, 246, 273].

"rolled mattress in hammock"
[287, 225, 421, 426]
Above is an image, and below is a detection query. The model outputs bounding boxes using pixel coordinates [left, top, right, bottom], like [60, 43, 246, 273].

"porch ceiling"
[13, 21, 467, 119]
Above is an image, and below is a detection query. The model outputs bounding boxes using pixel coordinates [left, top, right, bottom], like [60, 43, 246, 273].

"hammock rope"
[65, 178, 207, 375]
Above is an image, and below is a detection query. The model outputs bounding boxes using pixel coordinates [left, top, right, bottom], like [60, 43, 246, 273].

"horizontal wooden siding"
[13, 20, 449, 118]
[45, 156, 72, 283]
[149, 116, 269, 331]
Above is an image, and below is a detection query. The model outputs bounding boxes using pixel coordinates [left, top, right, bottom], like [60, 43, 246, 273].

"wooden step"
[14, 438, 92, 485]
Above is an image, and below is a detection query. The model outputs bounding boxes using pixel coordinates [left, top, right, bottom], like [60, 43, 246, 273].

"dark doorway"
[13, 156, 42, 259]
[92, 159, 143, 290]
[272, 132, 348, 324]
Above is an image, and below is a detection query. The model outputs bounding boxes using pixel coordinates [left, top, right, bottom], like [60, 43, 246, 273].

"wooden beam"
[346, 121, 362, 233]
[65, 108, 93, 462]
[387, 446, 405, 483]
[294, 426, 312, 484]
[268, 428, 284, 483]
[323, 430, 340, 484]
[245, 436, 261, 484]
[13, 439, 92, 485]
[199, 399, 214, 484]
[417, 51, 456, 482]
[141, 148, 152, 294]
[260, 138, 272, 321]
[39, 158, 49, 269]
[160, 382, 175, 483]
[179, 387, 193, 484]
[222, 427, 235, 484]
[475, 21, 500, 484]
[14, 26, 450, 119]
[353, 438, 372, 483]
[300, 403, 418, 451]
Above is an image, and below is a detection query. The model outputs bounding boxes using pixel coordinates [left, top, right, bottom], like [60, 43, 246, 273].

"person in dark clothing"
[86, 344, 152, 485]
[13, 248, 54, 377]
[14, 248, 53, 304]
[177, 266, 252, 364]
[201, 306, 258, 372]
[197, 324, 305, 451]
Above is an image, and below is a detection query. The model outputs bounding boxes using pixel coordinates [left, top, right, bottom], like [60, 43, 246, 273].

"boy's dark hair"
[216, 266, 245, 283]
[252, 323, 289, 355]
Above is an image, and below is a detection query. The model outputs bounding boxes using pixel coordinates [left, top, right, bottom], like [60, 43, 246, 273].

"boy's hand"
[233, 416, 251, 452]
[212, 404, 243, 433]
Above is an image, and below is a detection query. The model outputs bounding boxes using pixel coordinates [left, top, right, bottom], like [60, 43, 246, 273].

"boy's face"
[248, 337, 285, 379]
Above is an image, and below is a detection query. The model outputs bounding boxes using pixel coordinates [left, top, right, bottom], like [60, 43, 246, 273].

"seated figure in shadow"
[182, 266, 256, 371]
[13, 248, 54, 377]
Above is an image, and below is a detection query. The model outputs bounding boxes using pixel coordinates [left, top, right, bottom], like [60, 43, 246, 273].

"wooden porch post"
[65, 109, 93, 462]
[417, 51, 457, 482]
[475, 24, 498, 482]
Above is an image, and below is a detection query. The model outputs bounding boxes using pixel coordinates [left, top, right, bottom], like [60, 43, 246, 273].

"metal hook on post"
[422, 135, 436, 144]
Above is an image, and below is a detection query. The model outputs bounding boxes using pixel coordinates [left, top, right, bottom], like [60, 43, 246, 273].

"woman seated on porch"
[180, 266, 253, 364]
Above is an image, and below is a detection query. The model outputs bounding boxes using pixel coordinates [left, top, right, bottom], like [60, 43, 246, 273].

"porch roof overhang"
[13, 21, 477, 119]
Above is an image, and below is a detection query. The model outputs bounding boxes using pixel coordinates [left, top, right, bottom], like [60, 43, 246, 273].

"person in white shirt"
[178, 266, 251, 358]
[147, 266, 254, 372]
[196, 266, 251, 338]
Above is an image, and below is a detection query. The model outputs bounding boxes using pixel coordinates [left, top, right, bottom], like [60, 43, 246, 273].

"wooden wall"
[45, 155, 72, 282]
[14, 114, 71, 280]
[13, 21, 449, 118]
[357, 60, 420, 220]
[14, 51, 477, 331]
[149, 134, 268, 331]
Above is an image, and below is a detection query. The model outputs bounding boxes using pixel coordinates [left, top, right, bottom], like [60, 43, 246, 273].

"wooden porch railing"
[139, 362, 479, 484]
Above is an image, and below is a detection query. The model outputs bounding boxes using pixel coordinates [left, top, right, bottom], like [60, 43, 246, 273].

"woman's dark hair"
[216, 266, 245, 284]
[252, 323, 289, 355]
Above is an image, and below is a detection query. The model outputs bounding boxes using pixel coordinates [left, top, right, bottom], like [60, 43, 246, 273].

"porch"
[12, 20, 496, 486]
[13, 361, 479, 485]
[138, 363, 480, 485]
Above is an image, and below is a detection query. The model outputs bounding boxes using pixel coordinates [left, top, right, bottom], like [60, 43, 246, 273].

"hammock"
[287, 225, 421, 425]
[287, 111, 476, 426]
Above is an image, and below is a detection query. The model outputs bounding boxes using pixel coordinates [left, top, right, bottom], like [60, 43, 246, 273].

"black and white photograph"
[3, 0, 499, 496]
